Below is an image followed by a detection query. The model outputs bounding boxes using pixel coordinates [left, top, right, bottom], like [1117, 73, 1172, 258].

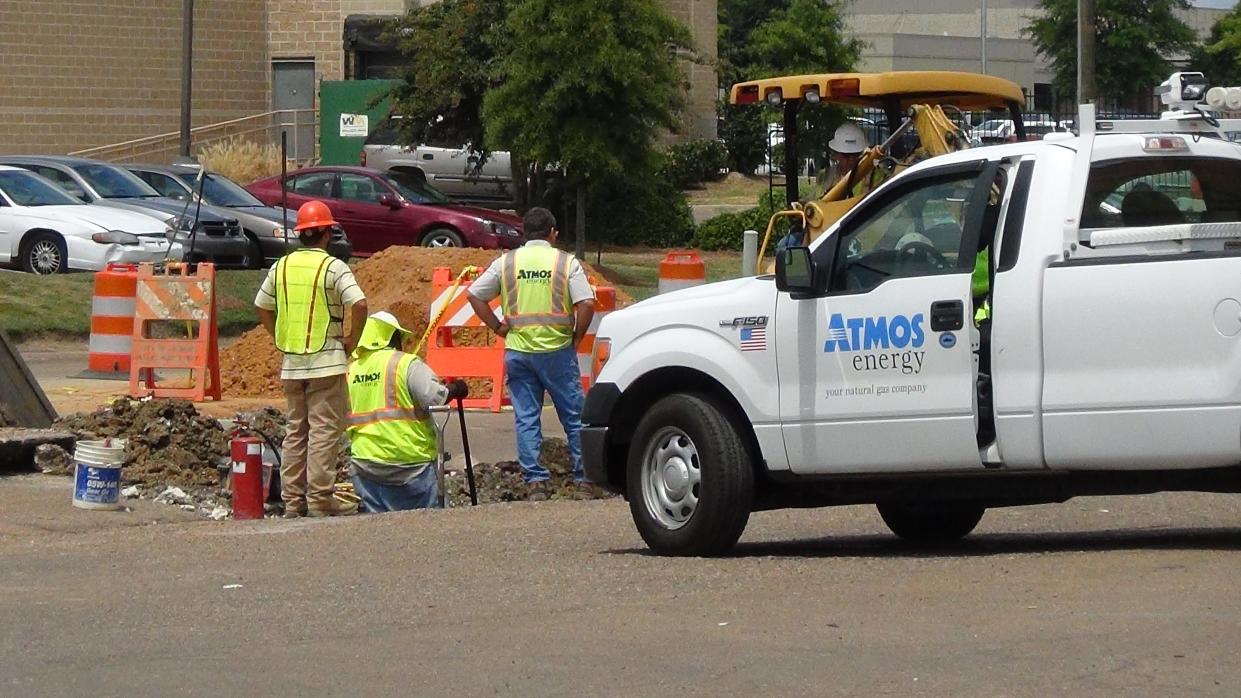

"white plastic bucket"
[72, 439, 126, 510]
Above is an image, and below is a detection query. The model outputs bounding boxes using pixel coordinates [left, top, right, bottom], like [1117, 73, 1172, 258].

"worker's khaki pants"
[281, 375, 347, 510]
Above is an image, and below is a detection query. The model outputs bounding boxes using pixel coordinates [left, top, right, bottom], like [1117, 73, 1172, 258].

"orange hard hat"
[295, 200, 336, 231]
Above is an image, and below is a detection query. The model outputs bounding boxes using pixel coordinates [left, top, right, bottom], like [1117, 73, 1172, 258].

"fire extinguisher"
[230, 436, 265, 520]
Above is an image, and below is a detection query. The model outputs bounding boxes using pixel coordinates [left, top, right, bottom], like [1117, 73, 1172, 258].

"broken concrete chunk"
[34, 443, 74, 476]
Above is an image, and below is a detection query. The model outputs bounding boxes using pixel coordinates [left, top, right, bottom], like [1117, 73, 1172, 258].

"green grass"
[0, 269, 265, 342]
[0, 251, 743, 342]
[589, 250, 743, 302]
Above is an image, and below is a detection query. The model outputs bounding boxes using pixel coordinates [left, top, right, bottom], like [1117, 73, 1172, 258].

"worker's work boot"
[282, 501, 308, 519]
[527, 481, 549, 502]
[308, 499, 359, 517]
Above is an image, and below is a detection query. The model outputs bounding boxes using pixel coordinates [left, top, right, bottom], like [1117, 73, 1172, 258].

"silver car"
[125, 164, 352, 268]
[360, 115, 514, 207]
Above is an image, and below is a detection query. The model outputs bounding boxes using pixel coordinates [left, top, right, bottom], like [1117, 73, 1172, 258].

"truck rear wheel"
[626, 393, 753, 556]
[877, 502, 985, 543]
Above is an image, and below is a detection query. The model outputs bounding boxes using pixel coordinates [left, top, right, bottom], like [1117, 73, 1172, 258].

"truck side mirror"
[775, 246, 816, 294]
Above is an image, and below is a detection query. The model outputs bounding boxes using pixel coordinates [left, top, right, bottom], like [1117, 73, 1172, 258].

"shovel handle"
[456, 397, 478, 506]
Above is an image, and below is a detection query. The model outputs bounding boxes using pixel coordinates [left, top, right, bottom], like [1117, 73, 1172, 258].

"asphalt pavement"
[2, 473, 1240, 697]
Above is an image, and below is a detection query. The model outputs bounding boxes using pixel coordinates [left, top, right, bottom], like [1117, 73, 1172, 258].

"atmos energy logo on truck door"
[824, 313, 926, 375]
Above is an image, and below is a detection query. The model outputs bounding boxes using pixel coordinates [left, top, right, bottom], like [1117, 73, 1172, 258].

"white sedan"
[0, 165, 179, 274]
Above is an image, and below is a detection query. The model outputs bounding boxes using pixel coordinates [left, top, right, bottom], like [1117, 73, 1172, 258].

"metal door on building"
[272, 60, 316, 162]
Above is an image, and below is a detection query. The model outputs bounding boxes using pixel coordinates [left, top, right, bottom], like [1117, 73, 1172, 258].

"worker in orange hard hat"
[255, 199, 368, 518]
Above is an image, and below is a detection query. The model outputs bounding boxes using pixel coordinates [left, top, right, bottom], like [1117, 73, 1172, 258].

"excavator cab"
[729, 71, 1027, 274]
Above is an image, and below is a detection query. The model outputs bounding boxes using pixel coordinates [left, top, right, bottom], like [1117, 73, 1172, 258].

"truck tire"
[877, 502, 985, 543]
[626, 393, 754, 556]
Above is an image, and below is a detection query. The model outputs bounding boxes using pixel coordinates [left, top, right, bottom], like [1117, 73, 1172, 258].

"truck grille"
[199, 219, 242, 237]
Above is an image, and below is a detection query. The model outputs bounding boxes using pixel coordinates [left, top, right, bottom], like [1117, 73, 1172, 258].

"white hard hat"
[829, 122, 868, 154]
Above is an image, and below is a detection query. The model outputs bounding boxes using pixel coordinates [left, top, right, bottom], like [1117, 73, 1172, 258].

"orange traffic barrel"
[658, 251, 706, 294]
[87, 263, 139, 374]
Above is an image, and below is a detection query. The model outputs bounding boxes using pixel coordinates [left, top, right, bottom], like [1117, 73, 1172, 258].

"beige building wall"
[1, 0, 717, 155]
[0, 0, 267, 154]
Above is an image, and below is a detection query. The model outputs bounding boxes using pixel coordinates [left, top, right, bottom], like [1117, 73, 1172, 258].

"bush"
[659, 139, 729, 190]
[718, 102, 767, 175]
[692, 187, 790, 251]
[197, 139, 283, 185]
[542, 168, 695, 248]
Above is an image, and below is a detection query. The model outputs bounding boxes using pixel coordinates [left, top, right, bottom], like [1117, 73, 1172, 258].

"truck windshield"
[73, 164, 161, 199]
[383, 171, 451, 205]
[0, 170, 82, 206]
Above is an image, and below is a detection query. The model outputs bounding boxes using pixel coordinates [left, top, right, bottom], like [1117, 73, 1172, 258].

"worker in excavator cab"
[824, 121, 869, 191]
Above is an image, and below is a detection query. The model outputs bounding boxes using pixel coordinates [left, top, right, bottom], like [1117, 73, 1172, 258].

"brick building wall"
[0, 0, 267, 154]
[0, 0, 716, 156]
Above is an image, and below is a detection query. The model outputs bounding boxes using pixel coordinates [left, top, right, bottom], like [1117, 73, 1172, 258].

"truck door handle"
[930, 300, 964, 332]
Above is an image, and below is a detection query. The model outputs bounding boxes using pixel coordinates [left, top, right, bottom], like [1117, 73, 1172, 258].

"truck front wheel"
[627, 393, 754, 556]
[877, 502, 985, 543]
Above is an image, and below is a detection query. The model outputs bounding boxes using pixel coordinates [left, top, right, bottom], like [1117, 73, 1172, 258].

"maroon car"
[246, 166, 523, 255]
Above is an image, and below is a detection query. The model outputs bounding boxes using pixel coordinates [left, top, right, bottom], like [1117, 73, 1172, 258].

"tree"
[386, 1, 547, 208]
[748, 0, 865, 172]
[1025, 0, 1197, 109]
[1191, 6, 1241, 87]
[484, 0, 693, 258]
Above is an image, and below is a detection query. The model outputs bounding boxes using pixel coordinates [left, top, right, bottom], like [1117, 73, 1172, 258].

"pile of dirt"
[55, 398, 229, 488]
[442, 437, 611, 507]
[221, 246, 633, 398]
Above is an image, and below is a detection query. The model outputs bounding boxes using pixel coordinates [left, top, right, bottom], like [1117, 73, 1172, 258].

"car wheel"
[244, 234, 264, 269]
[626, 393, 754, 556]
[421, 228, 464, 248]
[21, 232, 68, 275]
[876, 502, 985, 543]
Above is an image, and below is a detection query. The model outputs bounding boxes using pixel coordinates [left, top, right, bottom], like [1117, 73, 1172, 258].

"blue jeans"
[504, 346, 584, 483]
[351, 465, 440, 512]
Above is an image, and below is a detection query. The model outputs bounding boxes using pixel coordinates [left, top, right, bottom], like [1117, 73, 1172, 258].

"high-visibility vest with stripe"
[273, 249, 334, 354]
[347, 349, 437, 465]
[499, 245, 575, 353]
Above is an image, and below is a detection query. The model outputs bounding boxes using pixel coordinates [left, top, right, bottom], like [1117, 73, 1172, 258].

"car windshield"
[0, 170, 82, 206]
[179, 172, 265, 207]
[73, 164, 161, 199]
[383, 171, 451, 204]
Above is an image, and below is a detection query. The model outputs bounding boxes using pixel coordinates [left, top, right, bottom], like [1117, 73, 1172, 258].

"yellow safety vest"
[273, 248, 334, 354]
[499, 245, 575, 353]
[347, 348, 437, 465]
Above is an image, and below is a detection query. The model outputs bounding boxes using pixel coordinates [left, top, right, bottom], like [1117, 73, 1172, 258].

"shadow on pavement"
[604, 526, 1241, 559]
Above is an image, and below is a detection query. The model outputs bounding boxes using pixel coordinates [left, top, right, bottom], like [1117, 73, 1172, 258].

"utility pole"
[980, 0, 987, 74]
[179, 0, 194, 157]
[1077, 0, 1097, 105]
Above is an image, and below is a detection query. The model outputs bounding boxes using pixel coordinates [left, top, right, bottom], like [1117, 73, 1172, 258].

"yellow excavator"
[729, 71, 1027, 274]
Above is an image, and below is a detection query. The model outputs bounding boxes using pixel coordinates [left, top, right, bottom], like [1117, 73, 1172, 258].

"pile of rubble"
[219, 245, 631, 398]
[55, 398, 229, 489]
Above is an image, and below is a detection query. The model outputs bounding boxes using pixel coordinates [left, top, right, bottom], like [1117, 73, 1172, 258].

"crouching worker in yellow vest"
[347, 311, 468, 512]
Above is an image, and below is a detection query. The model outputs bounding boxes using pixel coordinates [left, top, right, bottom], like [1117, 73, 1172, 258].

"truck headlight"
[91, 231, 140, 245]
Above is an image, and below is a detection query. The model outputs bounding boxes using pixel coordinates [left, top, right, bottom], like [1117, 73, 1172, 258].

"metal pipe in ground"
[742, 229, 758, 277]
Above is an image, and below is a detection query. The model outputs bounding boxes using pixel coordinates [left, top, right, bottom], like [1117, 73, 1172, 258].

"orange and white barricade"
[128, 262, 221, 402]
[658, 251, 706, 294]
[425, 266, 510, 412]
[87, 263, 139, 375]
[576, 286, 615, 393]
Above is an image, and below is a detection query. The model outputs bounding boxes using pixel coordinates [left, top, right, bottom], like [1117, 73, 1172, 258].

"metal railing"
[68, 109, 319, 165]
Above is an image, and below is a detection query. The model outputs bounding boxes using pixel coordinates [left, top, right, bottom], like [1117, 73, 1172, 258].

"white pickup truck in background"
[583, 77, 1241, 556]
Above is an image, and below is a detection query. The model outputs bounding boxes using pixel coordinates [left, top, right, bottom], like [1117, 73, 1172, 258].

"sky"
[1194, 0, 1238, 8]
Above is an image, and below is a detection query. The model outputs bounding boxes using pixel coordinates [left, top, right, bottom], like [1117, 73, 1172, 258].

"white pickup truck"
[583, 95, 1241, 555]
